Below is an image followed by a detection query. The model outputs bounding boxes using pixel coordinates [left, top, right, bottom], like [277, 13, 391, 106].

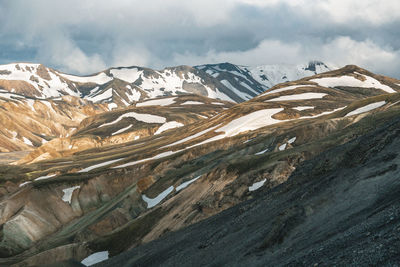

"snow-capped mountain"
[0, 63, 81, 99]
[245, 61, 333, 88]
[195, 61, 333, 100]
[0, 61, 334, 106]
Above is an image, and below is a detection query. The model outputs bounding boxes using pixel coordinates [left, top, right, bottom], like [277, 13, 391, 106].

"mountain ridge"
[0, 61, 334, 105]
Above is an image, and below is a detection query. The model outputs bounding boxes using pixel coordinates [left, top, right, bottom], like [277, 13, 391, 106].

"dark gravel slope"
[98, 117, 400, 266]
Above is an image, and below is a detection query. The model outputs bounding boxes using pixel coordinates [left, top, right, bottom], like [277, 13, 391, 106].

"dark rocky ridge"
[99, 114, 400, 266]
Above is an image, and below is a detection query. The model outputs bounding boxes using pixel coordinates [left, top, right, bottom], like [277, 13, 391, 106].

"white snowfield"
[85, 88, 113, 103]
[125, 85, 141, 103]
[19, 181, 32, 187]
[345, 101, 386, 117]
[22, 137, 33, 146]
[255, 148, 268, 155]
[181, 101, 204, 105]
[136, 97, 176, 107]
[142, 175, 202, 208]
[112, 150, 182, 169]
[142, 186, 174, 208]
[216, 109, 284, 137]
[110, 68, 143, 83]
[183, 109, 286, 149]
[211, 102, 226, 105]
[266, 93, 327, 102]
[249, 179, 266, 191]
[100, 112, 166, 127]
[61, 186, 80, 204]
[310, 74, 396, 93]
[81, 251, 109, 266]
[163, 124, 223, 148]
[58, 72, 112, 84]
[176, 176, 202, 191]
[111, 124, 133, 136]
[261, 84, 317, 96]
[78, 158, 124, 173]
[0, 63, 80, 98]
[246, 62, 333, 89]
[293, 106, 314, 111]
[279, 143, 287, 151]
[288, 137, 297, 144]
[0, 89, 25, 101]
[136, 69, 229, 101]
[107, 103, 118, 110]
[34, 174, 57, 181]
[301, 107, 346, 119]
[155, 121, 184, 135]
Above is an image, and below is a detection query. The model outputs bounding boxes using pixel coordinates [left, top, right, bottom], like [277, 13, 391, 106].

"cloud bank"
[0, 0, 399, 78]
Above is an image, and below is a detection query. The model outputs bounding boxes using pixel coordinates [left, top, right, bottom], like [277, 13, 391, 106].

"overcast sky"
[1, 0, 400, 77]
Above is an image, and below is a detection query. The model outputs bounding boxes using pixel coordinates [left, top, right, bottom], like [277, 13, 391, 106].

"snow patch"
[78, 158, 124, 173]
[107, 103, 118, 110]
[100, 112, 166, 127]
[181, 101, 204, 105]
[311, 75, 396, 93]
[176, 176, 201, 191]
[249, 179, 266, 191]
[81, 251, 109, 266]
[155, 121, 184, 135]
[293, 106, 314, 111]
[61, 186, 80, 204]
[112, 150, 181, 169]
[279, 143, 287, 151]
[59, 72, 112, 84]
[110, 68, 143, 83]
[22, 137, 33, 146]
[111, 124, 133, 136]
[19, 181, 32, 187]
[34, 174, 57, 181]
[136, 97, 176, 107]
[216, 109, 284, 137]
[261, 85, 317, 96]
[266, 93, 327, 102]
[86, 88, 113, 103]
[255, 148, 268, 155]
[142, 186, 174, 208]
[345, 101, 386, 117]
[163, 124, 223, 148]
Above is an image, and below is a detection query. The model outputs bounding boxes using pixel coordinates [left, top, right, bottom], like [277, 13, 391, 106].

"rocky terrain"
[0, 93, 109, 152]
[0, 64, 399, 266]
[0, 61, 332, 153]
[0, 61, 333, 106]
[102, 107, 400, 266]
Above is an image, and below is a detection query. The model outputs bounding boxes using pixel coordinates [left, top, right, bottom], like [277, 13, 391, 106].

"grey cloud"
[0, 0, 399, 78]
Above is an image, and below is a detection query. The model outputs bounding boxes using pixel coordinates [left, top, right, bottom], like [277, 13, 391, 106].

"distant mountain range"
[0, 61, 332, 105]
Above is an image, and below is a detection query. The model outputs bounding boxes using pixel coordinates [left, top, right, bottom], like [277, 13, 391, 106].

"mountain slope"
[195, 61, 333, 100]
[0, 92, 109, 152]
[17, 95, 233, 164]
[0, 65, 399, 266]
[100, 109, 400, 267]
